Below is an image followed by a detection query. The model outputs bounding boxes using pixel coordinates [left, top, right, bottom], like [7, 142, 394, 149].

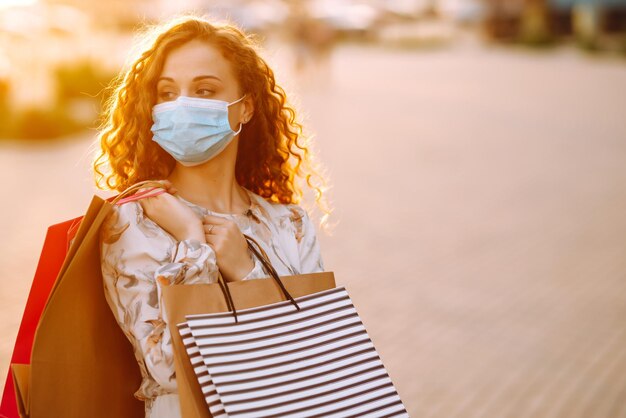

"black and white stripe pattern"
[177, 286, 409, 418]
[178, 323, 228, 418]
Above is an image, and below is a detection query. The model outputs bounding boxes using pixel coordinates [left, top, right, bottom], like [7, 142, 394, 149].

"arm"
[99, 202, 218, 391]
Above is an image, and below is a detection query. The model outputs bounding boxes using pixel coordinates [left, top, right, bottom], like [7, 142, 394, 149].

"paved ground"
[1, 37, 626, 417]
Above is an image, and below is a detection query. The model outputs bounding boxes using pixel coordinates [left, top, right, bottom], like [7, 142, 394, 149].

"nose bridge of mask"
[153, 93, 245, 112]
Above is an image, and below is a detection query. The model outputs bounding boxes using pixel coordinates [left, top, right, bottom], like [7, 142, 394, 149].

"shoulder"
[100, 200, 168, 248]
[274, 202, 314, 245]
[284, 204, 310, 244]
[245, 188, 315, 243]
[100, 201, 138, 245]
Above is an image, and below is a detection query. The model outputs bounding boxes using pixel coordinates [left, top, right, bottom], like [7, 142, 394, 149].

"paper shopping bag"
[2, 180, 169, 418]
[161, 236, 337, 418]
[181, 286, 410, 418]
[0, 216, 81, 418]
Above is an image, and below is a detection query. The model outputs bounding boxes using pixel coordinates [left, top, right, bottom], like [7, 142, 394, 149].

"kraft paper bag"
[162, 261, 336, 418]
[5, 180, 167, 418]
[9, 364, 29, 418]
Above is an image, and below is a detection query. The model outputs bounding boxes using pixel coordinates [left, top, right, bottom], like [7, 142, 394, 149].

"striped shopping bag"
[178, 285, 409, 418]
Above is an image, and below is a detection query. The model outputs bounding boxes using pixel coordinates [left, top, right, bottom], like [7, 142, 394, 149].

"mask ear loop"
[227, 93, 247, 107]
[233, 122, 243, 136]
[228, 93, 247, 136]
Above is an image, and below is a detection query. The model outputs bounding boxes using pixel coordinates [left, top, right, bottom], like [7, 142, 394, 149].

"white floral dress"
[98, 187, 325, 418]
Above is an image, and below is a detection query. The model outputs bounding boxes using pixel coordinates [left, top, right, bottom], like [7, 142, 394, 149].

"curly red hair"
[92, 13, 333, 232]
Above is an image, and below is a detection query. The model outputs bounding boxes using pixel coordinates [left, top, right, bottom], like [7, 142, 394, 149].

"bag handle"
[244, 233, 300, 310]
[111, 180, 169, 205]
[112, 180, 301, 323]
[214, 234, 301, 323]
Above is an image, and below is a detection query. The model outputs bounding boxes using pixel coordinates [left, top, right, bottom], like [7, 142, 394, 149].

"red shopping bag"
[0, 187, 166, 418]
[0, 216, 81, 418]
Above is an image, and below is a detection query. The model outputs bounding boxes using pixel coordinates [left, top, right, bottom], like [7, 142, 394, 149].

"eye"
[196, 88, 215, 96]
[159, 91, 177, 101]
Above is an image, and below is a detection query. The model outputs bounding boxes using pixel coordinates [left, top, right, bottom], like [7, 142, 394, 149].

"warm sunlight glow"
[0, 0, 38, 9]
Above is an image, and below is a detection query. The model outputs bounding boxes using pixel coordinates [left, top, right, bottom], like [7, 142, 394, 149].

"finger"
[152, 180, 171, 194]
[203, 214, 231, 225]
[131, 189, 153, 205]
[141, 189, 167, 201]
[135, 187, 165, 199]
[205, 232, 216, 242]
[205, 235, 216, 250]
[159, 179, 177, 193]
[203, 223, 222, 234]
[205, 234, 221, 251]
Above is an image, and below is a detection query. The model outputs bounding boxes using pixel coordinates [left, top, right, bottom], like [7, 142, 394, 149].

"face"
[155, 39, 253, 132]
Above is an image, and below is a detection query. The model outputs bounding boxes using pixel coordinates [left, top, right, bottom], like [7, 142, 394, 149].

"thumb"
[160, 179, 178, 194]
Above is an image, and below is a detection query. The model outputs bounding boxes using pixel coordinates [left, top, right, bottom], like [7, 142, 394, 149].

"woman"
[94, 14, 332, 418]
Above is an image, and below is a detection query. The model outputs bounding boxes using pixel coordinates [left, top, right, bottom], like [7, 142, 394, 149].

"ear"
[241, 94, 254, 124]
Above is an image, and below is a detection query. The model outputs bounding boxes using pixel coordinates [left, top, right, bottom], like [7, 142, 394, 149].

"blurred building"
[483, 0, 626, 47]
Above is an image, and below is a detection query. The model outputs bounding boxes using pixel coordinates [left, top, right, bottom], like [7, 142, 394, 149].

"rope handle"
[111, 180, 170, 205]
[115, 187, 167, 205]
[215, 234, 301, 324]
[244, 234, 300, 310]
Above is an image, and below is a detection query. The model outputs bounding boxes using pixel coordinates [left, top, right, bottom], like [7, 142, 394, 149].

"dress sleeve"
[99, 202, 218, 392]
[289, 205, 325, 273]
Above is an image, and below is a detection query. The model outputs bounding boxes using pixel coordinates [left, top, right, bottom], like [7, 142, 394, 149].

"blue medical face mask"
[150, 94, 246, 166]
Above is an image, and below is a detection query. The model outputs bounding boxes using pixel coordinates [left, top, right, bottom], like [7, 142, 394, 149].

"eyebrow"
[157, 75, 222, 83]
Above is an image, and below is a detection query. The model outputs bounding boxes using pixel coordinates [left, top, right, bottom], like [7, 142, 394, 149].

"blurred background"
[1, 0, 626, 416]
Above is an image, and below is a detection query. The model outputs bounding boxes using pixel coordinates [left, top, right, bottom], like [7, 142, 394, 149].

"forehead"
[159, 40, 234, 83]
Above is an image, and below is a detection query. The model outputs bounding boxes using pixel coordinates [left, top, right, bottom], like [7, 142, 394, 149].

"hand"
[203, 214, 254, 282]
[137, 180, 205, 243]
